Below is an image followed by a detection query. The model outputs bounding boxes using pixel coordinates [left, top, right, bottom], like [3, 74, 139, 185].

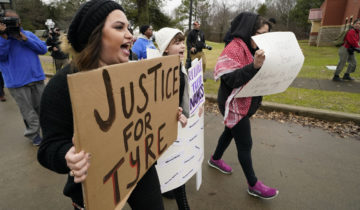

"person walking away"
[333, 18, 360, 81]
[156, 27, 191, 210]
[46, 27, 69, 72]
[208, 12, 279, 200]
[131, 25, 156, 59]
[37, 1, 175, 209]
[0, 9, 47, 145]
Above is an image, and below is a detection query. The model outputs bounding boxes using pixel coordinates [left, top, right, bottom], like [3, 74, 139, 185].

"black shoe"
[332, 75, 341, 82]
[342, 74, 354, 81]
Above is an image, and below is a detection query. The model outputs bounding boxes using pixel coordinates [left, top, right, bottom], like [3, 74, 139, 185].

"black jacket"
[186, 29, 206, 52]
[217, 62, 262, 117]
[37, 64, 83, 204]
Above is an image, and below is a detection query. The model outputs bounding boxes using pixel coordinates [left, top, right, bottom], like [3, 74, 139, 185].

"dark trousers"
[0, 72, 4, 97]
[127, 165, 164, 210]
[73, 166, 164, 210]
[335, 46, 356, 76]
[213, 117, 258, 186]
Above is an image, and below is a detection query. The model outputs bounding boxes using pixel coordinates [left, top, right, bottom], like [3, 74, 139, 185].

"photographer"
[0, 10, 47, 146]
[333, 18, 360, 81]
[186, 21, 212, 73]
[46, 27, 69, 72]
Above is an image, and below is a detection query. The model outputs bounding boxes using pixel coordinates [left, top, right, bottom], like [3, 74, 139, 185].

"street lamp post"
[188, 0, 193, 32]
[185, 0, 193, 69]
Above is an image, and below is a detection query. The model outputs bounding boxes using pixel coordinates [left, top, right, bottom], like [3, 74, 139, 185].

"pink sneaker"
[208, 156, 233, 174]
[248, 180, 279, 199]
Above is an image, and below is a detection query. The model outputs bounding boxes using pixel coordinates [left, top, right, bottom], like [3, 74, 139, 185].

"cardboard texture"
[67, 55, 180, 210]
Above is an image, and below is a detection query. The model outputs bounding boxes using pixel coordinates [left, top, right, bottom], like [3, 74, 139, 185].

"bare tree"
[274, 0, 296, 28]
[206, 0, 232, 42]
[234, 0, 259, 13]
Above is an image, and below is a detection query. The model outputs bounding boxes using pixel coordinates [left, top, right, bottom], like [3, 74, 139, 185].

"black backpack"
[333, 25, 351, 47]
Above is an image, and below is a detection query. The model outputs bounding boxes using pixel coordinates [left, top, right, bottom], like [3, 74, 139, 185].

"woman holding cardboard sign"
[37, 0, 167, 209]
[208, 12, 279, 200]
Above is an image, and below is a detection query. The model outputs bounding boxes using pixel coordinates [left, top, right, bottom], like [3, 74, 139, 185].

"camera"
[0, 16, 20, 36]
[49, 27, 60, 36]
[47, 28, 61, 47]
[205, 45, 212, 50]
[347, 47, 360, 55]
[191, 44, 213, 54]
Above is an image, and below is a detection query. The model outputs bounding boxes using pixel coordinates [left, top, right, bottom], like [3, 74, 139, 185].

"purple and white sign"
[188, 59, 205, 115]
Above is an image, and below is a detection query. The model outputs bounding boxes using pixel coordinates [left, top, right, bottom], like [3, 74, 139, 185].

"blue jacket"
[0, 29, 47, 88]
[131, 36, 156, 60]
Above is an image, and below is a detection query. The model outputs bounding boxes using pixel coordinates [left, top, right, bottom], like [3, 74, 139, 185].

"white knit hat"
[155, 27, 183, 55]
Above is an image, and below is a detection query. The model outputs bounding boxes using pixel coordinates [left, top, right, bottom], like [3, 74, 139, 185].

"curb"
[205, 94, 360, 124]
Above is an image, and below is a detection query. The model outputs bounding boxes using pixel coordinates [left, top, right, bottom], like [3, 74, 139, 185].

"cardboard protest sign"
[236, 32, 304, 97]
[156, 107, 204, 193]
[67, 55, 180, 210]
[188, 59, 205, 115]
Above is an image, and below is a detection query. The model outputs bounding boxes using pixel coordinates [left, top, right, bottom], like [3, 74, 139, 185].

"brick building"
[308, 0, 360, 46]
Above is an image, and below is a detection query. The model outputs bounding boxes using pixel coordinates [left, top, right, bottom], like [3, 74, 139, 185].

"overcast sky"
[41, 0, 265, 16]
[162, 0, 266, 15]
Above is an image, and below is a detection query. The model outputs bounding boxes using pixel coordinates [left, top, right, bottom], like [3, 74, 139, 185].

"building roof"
[309, 8, 322, 21]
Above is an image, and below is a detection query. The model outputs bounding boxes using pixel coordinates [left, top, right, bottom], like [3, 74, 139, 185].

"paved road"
[1, 89, 360, 210]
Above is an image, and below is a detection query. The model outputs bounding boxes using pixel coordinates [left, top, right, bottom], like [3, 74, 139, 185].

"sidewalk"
[203, 71, 360, 93]
[203, 71, 360, 124]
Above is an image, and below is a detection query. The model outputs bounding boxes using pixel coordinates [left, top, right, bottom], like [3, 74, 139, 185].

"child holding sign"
[155, 27, 191, 210]
[37, 0, 168, 209]
[209, 12, 279, 199]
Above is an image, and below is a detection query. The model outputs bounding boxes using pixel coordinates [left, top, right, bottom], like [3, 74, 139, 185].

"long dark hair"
[73, 20, 105, 72]
[252, 16, 272, 36]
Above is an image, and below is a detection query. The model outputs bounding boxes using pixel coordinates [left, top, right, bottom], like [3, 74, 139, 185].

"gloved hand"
[354, 47, 360, 53]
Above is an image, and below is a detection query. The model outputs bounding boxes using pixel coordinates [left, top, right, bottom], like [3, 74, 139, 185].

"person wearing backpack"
[333, 18, 360, 81]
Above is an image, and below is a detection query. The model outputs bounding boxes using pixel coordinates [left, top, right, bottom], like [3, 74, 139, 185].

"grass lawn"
[263, 87, 360, 114]
[41, 39, 360, 114]
[298, 40, 360, 79]
[202, 40, 360, 114]
[42, 62, 55, 75]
